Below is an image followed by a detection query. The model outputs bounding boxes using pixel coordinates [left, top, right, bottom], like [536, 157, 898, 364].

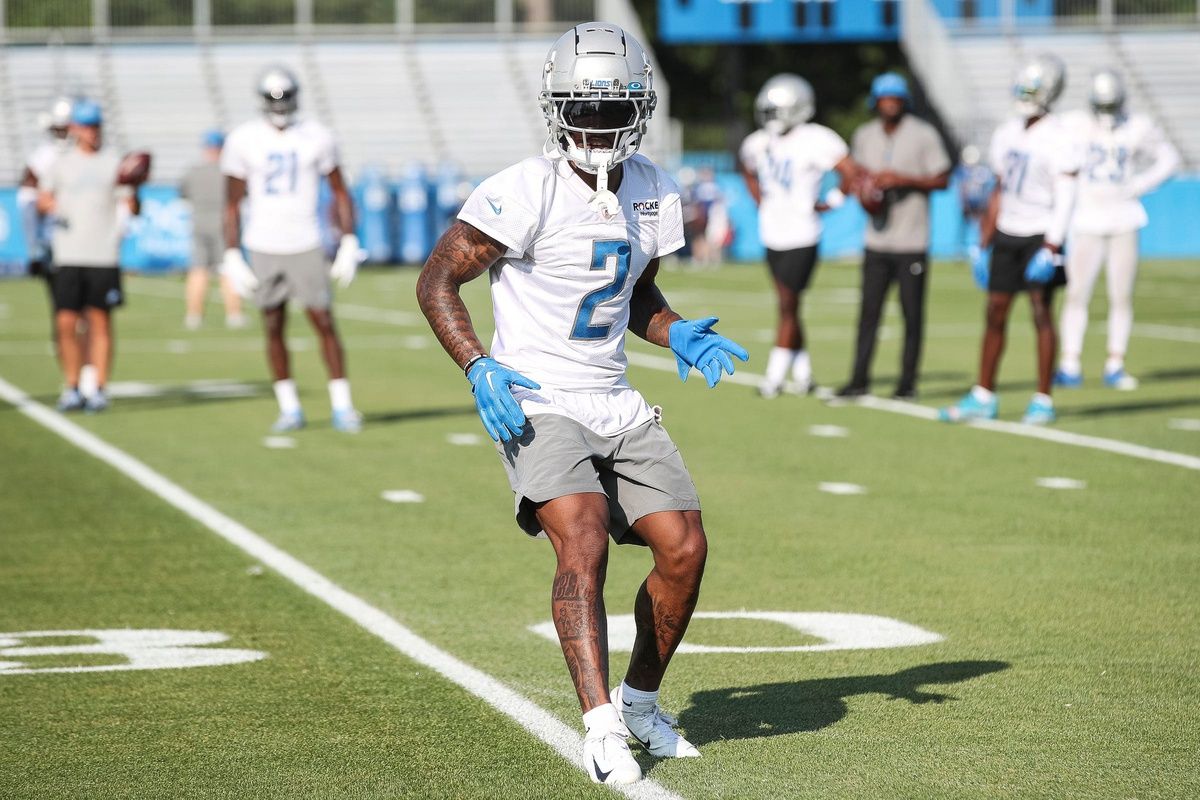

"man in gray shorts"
[837, 73, 951, 400]
[181, 130, 244, 330]
[38, 99, 141, 414]
[417, 23, 748, 785]
[220, 65, 364, 434]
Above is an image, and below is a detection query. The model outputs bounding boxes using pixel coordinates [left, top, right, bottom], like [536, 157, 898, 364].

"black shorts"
[766, 246, 819, 293]
[989, 231, 1066, 294]
[48, 265, 124, 312]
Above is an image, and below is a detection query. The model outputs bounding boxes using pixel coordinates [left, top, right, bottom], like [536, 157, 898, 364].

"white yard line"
[0, 374, 683, 800]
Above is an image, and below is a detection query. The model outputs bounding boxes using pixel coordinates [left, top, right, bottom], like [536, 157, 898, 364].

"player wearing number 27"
[221, 66, 363, 433]
[417, 22, 747, 786]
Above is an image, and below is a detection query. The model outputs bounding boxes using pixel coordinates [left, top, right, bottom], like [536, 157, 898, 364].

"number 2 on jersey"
[571, 240, 631, 340]
[265, 151, 298, 194]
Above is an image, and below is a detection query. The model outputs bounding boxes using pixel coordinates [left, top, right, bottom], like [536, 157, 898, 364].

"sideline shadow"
[676, 660, 1009, 746]
[364, 405, 477, 425]
[31, 381, 272, 412]
[1058, 395, 1200, 419]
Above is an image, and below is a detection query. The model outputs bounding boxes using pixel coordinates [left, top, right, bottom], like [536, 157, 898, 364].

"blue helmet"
[868, 73, 910, 110]
[70, 99, 103, 126]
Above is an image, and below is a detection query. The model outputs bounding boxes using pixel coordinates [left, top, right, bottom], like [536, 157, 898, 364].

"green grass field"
[1, 258, 1197, 799]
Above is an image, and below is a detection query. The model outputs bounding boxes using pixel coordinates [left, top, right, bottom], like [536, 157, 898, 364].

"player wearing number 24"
[417, 22, 747, 787]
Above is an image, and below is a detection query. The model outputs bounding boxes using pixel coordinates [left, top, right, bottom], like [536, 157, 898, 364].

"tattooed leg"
[623, 510, 707, 692]
[536, 492, 614, 713]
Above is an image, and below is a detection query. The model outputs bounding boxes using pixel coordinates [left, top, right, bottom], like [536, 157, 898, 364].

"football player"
[739, 74, 857, 398]
[940, 54, 1080, 426]
[416, 22, 747, 785]
[19, 96, 73, 276]
[221, 66, 364, 433]
[1055, 69, 1180, 391]
[37, 99, 141, 413]
[182, 130, 245, 330]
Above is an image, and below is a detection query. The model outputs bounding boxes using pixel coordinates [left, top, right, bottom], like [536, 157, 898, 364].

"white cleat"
[612, 684, 701, 758]
[583, 725, 642, 785]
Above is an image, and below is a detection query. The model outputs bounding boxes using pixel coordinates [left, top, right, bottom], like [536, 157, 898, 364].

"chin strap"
[588, 152, 620, 219]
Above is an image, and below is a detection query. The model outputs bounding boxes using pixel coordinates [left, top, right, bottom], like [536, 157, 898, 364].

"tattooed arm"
[628, 258, 682, 348]
[416, 221, 508, 370]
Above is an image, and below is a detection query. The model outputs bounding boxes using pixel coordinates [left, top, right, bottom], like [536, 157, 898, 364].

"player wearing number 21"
[417, 22, 747, 786]
[221, 66, 363, 434]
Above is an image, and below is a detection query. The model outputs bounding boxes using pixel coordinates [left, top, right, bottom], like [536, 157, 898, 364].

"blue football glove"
[466, 357, 541, 443]
[1025, 246, 1060, 284]
[969, 245, 991, 291]
[668, 316, 749, 388]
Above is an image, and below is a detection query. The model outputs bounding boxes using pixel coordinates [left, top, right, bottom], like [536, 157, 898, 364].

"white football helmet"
[1012, 54, 1066, 118]
[257, 66, 300, 128]
[539, 21, 657, 174]
[1089, 68, 1126, 120]
[755, 74, 815, 135]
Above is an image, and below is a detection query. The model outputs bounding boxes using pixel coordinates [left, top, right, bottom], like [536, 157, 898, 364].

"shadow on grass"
[675, 660, 1009, 745]
[364, 405, 477, 425]
[1058, 395, 1200, 419]
[29, 380, 272, 412]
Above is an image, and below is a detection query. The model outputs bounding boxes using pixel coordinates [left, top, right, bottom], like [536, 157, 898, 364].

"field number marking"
[0, 630, 266, 675]
[530, 612, 943, 654]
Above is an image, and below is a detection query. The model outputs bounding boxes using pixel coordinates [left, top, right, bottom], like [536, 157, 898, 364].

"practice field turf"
[1, 258, 1197, 799]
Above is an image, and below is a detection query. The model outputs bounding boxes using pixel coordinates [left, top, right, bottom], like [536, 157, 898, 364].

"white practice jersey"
[989, 114, 1083, 238]
[458, 153, 684, 432]
[221, 118, 338, 254]
[739, 124, 848, 250]
[1065, 110, 1179, 235]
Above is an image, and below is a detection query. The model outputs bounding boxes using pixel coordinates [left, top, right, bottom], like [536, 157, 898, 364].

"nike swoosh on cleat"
[635, 735, 651, 750]
[592, 757, 612, 783]
[622, 700, 634, 707]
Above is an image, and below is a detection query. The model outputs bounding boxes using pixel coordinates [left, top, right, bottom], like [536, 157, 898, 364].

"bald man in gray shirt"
[837, 74, 951, 399]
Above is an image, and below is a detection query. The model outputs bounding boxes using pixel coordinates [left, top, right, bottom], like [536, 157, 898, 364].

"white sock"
[582, 703, 621, 733]
[1032, 392, 1053, 407]
[620, 681, 659, 713]
[971, 385, 994, 403]
[273, 379, 302, 415]
[1058, 355, 1081, 376]
[765, 347, 795, 387]
[1104, 356, 1124, 374]
[790, 349, 812, 384]
[184, 313, 202, 330]
[78, 364, 99, 398]
[328, 378, 354, 412]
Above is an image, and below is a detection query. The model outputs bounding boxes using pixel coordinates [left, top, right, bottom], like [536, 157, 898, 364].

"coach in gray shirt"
[181, 130, 244, 330]
[837, 73, 951, 399]
[37, 99, 139, 413]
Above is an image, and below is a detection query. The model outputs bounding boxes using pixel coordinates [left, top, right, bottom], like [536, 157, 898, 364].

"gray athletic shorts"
[247, 248, 331, 310]
[497, 413, 701, 545]
[191, 231, 222, 271]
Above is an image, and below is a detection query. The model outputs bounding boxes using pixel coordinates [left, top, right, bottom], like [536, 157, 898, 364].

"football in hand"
[856, 174, 886, 215]
[117, 151, 152, 186]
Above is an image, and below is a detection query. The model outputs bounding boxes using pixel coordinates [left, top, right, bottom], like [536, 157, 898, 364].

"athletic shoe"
[1103, 368, 1139, 391]
[582, 724, 641, 785]
[785, 378, 814, 396]
[835, 383, 868, 399]
[1021, 396, 1057, 425]
[892, 386, 918, 401]
[757, 381, 782, 399]
[1053, 369, 1083, 388]
[225, 314, 248, 330]
[56, 388, 85, 413]
[271, 410, 306, 433]
[184, 314, 202, 331]
[331, 408, 363, 434]
[84, 389, 109, 414]
[937, 391, 998, 423]
[612, 684, 701, 759]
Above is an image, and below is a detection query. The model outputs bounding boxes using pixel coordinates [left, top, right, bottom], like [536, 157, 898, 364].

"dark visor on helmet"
[562, 100, 636, 129]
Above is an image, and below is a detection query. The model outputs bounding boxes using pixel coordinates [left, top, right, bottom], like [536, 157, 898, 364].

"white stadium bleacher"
[0, 34, 675, 185]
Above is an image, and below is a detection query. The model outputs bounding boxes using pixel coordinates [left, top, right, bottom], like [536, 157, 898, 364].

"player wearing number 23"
[417, 22, 747, 787]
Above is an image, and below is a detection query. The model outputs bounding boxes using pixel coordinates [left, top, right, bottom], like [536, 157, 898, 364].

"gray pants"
[497, 413, 701, 544]
[248, 248, 331, 310]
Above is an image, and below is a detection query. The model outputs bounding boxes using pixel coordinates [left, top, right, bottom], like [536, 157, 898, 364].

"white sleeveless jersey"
[988, 114, 1083, 238]
[221, 118, 339, 254]
[1065, 110, 1174, 234]
[458, 153, 684, 405]
[739, 123, 848, 250]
